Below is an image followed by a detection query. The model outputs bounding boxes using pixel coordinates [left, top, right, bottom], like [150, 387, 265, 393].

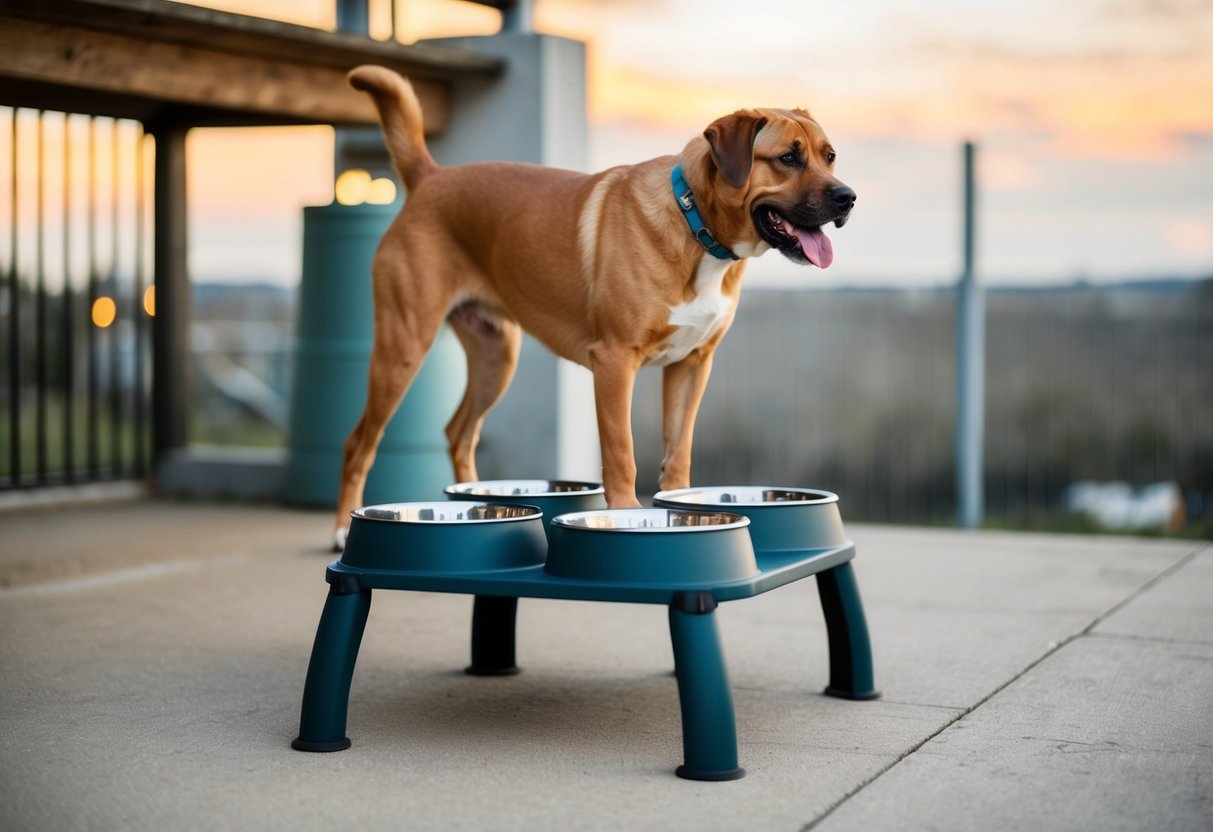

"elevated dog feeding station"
[293, 483, 877, 780]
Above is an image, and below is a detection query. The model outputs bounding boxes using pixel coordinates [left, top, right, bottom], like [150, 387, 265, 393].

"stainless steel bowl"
[354, 502, 541, 523]
[551, 508, 748, 531]
[341, 500, 547, 572]
[545, 508, 757, 584]
[654, 486, 837, 506]
[653, 487, 847, 554]
[444, 479, 605, 498]
[445, 480, 606, 538]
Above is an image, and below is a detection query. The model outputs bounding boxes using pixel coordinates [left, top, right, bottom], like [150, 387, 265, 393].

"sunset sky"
[182, 0, 1213, 288]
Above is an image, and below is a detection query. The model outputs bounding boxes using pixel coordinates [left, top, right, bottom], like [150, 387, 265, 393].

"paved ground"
[0, 499, 1209, 831]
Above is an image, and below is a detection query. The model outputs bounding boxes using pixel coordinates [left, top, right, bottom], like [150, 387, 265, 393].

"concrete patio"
[0, 498, 1209, 831]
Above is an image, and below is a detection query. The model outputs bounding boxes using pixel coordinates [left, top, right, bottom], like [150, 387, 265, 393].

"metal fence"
[632, 283, 1213, 534]
[1, 106, 153, 489]
[173, 278, 1212, 536]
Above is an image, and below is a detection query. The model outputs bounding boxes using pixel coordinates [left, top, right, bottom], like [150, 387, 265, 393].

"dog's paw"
[332, 526, 348, 552]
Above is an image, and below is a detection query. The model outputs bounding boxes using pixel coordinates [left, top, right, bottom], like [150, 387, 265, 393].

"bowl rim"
[653, 486, 839, 508]
[351, 500, 543, 524]
[549, 507, 750, 533]
[444, 479, 605, 498]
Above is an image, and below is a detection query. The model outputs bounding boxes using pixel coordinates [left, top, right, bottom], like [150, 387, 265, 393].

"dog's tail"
[347, 65, 438, 190]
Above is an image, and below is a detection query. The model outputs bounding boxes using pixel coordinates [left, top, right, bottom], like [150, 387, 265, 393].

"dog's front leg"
[660, 351, 715, 492]
[587, 341, 644, 508]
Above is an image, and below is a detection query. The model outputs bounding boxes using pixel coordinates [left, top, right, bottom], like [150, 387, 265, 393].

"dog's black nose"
[829, 185, 857, 210]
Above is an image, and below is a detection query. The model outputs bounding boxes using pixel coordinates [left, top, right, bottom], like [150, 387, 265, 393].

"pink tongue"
[794, 225, 834, 269]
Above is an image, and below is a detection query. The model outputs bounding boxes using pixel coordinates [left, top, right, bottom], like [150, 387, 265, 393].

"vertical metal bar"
[36, 111, 48, 482]
[87, 115, 99, 476]
[110, 118, 122, 476]
[133, 125, 146, 475]
[956, 140, 985, 529]
[336, 0, 369, 34]
[7, 108, 19, 484]
[501, 0, 535, 33]
[334, 0, 379, 180]
[62, 113, 75, 482]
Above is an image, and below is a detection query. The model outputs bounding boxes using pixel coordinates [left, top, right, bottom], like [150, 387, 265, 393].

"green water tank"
[284, 202, 464, 506]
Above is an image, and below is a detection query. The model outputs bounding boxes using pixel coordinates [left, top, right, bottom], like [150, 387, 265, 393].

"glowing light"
[334, 169, 372, 205]
[366, 177, 397, 205]
[143, 285, 156, 317]
[92, 297, 117, 328]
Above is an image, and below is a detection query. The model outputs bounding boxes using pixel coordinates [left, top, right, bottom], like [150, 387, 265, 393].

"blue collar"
[671, 164, 738, 261]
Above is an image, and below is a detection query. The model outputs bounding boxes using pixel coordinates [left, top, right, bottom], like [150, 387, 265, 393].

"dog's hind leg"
[445, 308, 522, 484]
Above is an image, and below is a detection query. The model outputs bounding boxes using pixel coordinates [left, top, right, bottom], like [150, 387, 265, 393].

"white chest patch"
[646, 257, 735, 367]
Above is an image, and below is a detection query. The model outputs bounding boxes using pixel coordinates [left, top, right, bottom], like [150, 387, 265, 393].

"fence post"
[956, 140, 984, 529]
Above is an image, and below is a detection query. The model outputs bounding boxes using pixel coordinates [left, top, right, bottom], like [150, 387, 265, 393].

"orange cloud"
[589, 64, 784, 128]
[1035, 85, 1213, 158]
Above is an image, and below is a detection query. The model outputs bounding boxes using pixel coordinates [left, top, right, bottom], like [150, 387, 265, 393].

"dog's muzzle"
[753, 185, 856, 269]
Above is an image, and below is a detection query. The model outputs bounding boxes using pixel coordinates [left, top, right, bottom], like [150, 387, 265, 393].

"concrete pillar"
[422, 32, 599, 482]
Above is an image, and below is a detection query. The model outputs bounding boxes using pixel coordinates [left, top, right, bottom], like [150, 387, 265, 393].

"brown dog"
[332, 65, 855, 549]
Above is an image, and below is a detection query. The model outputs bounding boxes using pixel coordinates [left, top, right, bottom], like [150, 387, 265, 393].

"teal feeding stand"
[443, 480, 606, 676]
[293, 484, 878, 780]
[283, 202, 464, 506]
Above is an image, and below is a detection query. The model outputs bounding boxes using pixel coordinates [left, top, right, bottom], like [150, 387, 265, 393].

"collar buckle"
[695, 227, 722, 252]
[671, 164, 738, 261]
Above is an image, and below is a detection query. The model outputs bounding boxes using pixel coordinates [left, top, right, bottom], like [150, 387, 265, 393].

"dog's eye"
[778, 152, 799, 166]
[826, 151, 837, 165]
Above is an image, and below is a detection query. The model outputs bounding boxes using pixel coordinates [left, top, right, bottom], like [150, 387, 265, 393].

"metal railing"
[631, 283, 1213, 534]
[1, 106, 152, 489]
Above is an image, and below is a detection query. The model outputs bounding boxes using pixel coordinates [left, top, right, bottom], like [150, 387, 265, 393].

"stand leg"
[292, 584, 372, 751]
[668, 592, 745, 781]
[467, 595, 520, 676]
[817, 561, 880, 700]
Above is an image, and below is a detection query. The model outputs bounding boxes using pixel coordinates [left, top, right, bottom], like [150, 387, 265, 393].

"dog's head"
[703, 109, 854, 268]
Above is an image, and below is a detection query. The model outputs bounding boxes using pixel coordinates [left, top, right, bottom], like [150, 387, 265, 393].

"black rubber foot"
[291, 737, 352, 752]
[824, 686, 882, 701]
[675, 765, 746, 782]
[465, 665, 521, 677]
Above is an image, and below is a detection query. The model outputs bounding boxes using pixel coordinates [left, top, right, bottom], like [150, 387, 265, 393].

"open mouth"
[753, 206, 842, 269]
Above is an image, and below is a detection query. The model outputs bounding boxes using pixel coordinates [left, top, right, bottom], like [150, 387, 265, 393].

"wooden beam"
[0, 0, 503, 80]
[0, 0, 505, 130]
[0, 17, 452, 131]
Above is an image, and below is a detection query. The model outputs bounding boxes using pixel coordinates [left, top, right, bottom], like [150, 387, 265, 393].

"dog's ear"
[704, 112, 768, 189]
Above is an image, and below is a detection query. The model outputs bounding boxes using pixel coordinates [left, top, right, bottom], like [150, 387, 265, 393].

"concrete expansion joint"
[1086, 630, 1213, 649]
[799, 543, 1210, 832]
[798, 704, 973, 832]
[801, 622, 1101, 831]
[1080, 544, 1207, 638]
